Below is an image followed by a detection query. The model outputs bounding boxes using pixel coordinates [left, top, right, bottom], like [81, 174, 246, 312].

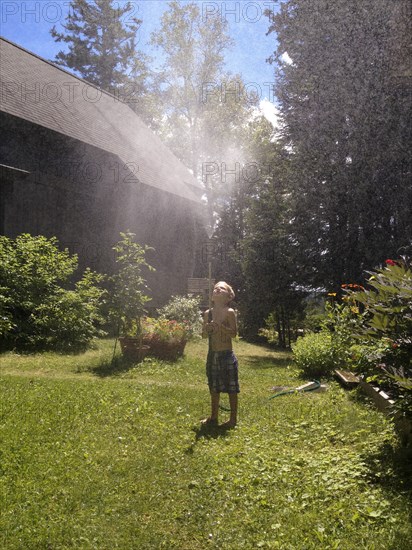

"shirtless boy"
[202, 281, 239, 428]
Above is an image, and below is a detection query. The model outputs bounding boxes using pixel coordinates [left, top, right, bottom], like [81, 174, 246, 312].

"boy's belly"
[210, 332, 233, 352]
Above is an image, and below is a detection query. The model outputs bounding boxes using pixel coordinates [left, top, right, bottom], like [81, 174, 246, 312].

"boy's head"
[213, 281, 235, 305]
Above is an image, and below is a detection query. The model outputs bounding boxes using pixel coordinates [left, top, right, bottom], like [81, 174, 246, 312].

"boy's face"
[213, 283, 231, 304]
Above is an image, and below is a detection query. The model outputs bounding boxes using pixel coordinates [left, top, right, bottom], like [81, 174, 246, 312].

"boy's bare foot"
[220, 420, 236, 429]
[201, 417, 218, 426]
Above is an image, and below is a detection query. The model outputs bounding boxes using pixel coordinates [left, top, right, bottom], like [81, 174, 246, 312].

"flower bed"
[141, 318, 188, 361]
[142, 335, 187, 361]
[118, 337, 150, 362]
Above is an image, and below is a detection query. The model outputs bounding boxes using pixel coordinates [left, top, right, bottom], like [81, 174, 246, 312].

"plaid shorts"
[206, 350, 240, 394]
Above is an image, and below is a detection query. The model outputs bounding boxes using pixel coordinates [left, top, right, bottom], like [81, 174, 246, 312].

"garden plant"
[293, 257, 412, 421]
[344, 257, 412, 419]
[0, 234, 105, 352]
[156, 294, 203, 340]
[141, 317, 189, 361]
[140, 295, 203, 361]
[108, 231, 155, 360]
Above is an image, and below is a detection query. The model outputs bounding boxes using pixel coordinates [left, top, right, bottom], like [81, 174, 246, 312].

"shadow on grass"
[89, 356, 138, 378]
[243, 354, 291, 370]
[184, 423, 233, 454]
[363, 441, 412, 501]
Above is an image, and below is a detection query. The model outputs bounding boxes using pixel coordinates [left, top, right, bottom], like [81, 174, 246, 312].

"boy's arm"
[220, 309, 237, 338]
[202, 310, 212, 339]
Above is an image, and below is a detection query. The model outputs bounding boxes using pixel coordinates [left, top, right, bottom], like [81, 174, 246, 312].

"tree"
[150, 1, 258, 228]
[239, 116, 307, 343]
[266, 0, 411, 289]
[51, 0, 156, 123]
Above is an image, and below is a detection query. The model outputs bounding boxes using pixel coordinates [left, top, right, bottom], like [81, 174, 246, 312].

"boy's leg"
[221, 393, 238, 428]
[211, 391, 220, 421]
[228, 393, 238, 426]
[202, 390, 220, 425]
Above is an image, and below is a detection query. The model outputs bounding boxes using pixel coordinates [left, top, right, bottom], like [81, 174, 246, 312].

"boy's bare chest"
[212, 308, 228, 325]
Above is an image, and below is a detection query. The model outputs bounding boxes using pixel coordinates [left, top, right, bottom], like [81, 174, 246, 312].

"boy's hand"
[205, 321, 218, 334]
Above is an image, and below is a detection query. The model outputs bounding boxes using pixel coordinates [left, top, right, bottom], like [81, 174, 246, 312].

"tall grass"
[1, 339, 411, 549]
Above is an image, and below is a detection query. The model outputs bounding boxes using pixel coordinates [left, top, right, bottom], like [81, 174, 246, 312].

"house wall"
[0, 112, 202, 305]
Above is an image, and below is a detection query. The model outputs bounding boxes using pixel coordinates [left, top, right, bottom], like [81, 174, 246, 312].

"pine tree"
[51, 0, 155, 122]
[266, 0, 411, 289]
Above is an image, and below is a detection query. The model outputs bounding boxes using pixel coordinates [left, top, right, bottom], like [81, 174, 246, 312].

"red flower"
[341, 283, 365, 290]
[385, 259, 396, 266]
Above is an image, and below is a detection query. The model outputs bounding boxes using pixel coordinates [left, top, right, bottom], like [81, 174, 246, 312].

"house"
[0, 38, 205, 305]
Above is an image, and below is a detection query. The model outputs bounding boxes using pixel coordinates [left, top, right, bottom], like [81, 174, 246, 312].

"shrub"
[292, 332, 336, 379]
[108, 231, 154, 337]
[258, 312, 278, 345]
[348, 256, 412, 417]
[321, 300, 365, 367]
[156, 294, 202, 340]
[142, 317, 188, 343]
[0, 234, 105, 352]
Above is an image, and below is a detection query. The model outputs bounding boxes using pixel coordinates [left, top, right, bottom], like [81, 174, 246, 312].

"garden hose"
[220, 380, 321, 411]
[268, 380, 321, 400]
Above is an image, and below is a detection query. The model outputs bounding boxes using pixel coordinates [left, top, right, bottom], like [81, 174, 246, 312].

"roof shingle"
[0, 37, 203, 203]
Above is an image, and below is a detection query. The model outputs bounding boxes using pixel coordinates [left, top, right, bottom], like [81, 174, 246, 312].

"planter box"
[119, 337, 150, 363]
[143, 338, 187, 361]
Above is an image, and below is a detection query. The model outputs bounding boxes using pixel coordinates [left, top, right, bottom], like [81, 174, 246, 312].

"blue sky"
[1, 1, 281, 127]
[1, 1, 280, 101]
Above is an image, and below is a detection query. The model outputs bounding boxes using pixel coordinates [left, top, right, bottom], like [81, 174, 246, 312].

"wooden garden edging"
[334, 369, 360, 387]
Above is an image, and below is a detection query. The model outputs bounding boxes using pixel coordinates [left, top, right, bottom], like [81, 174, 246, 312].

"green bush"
[348, 257, 412, 417]
[0, 234, 105, 352]
[292, 331, 336, 379]
[157, 294, 203, 340]
[108, 231, 154, 337]
[258, 312, 278, 345]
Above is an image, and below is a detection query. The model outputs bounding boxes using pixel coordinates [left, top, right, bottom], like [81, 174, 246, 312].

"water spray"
[206, 226, 214, 311]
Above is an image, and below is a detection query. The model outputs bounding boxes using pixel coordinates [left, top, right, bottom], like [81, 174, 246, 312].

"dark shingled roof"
[0, 37, 203, 203]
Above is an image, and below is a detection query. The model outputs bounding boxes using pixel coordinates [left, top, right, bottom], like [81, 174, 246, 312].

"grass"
[1, 338, 412, 549]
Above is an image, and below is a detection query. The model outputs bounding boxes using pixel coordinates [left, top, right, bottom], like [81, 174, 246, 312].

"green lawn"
[1, 339, 411, 549]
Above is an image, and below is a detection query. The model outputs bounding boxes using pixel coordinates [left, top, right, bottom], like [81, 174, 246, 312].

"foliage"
[50, 0, 156, 123]
[227, 116, 307, 343]
[321, 299, 365, 367]
[156, 294, 202, 340]
[150, 0, 256, 227]
[0, 287, 15, 336]
[259, 306, 306, 348]
[258, 312, 279, 345]
[265, 0, 411, 288]
[109, 231, 155, 337]
[0, 234, 105, 352]
[302, 296, 327, 332]
[292, 331, 337, 379]
[348, 257, 412, 417]
[142, 317, 188, 344]
[30, 269, 106, 352]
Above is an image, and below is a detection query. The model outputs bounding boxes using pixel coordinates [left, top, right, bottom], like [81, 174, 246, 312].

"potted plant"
[109, 231, 155, 362]
[141, 317, 189, 361]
